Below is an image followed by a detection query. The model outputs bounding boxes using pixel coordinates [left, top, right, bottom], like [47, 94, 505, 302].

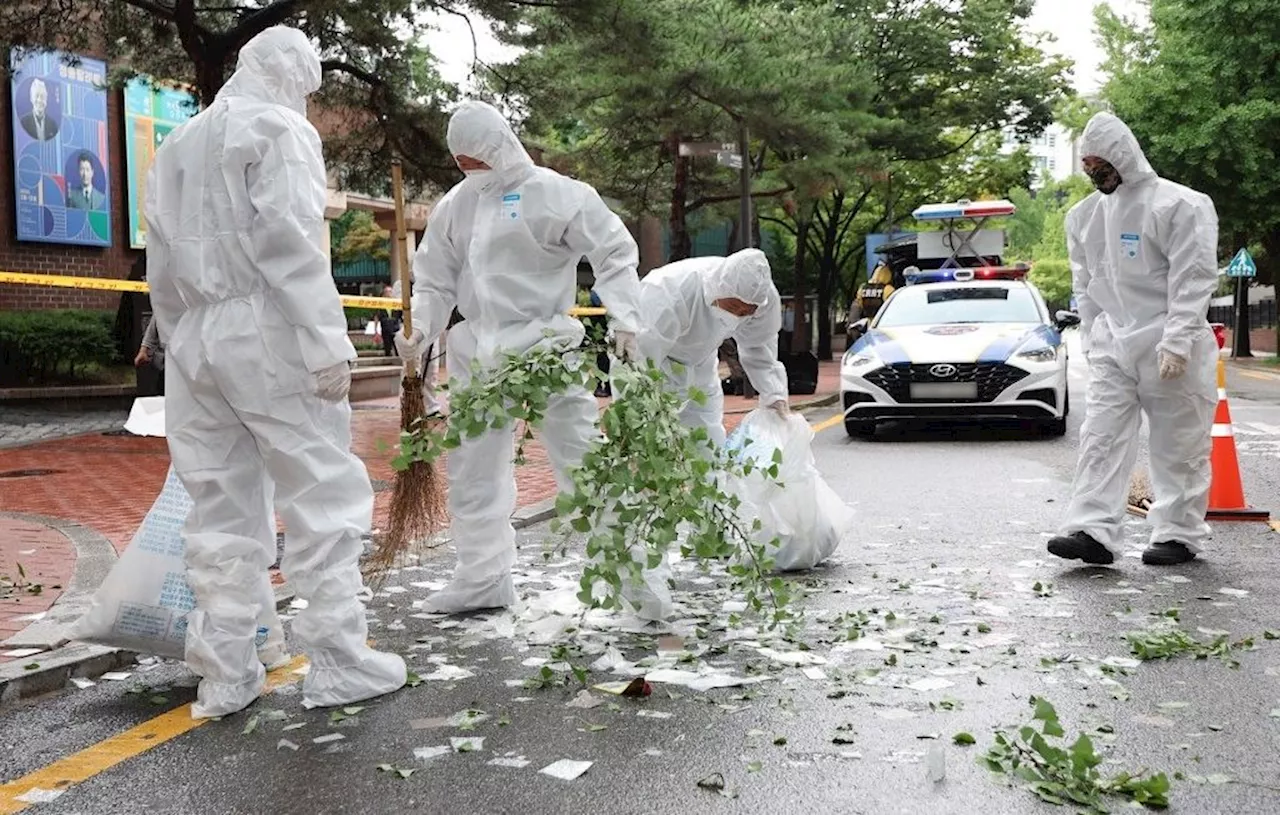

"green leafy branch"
[1126, 627, 1255, 669]
[392, 329, 797, 627]
[984, 697, 1170, 812]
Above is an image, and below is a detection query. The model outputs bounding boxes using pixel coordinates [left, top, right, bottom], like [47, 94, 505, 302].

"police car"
[840, 266, 1079, 438]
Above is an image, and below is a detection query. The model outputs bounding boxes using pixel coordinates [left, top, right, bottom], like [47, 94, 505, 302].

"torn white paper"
[312, 733, 345, 744]
[15, 788, 64, 804]
[415, 745, 452, 762]
[540, 759, 593, 781]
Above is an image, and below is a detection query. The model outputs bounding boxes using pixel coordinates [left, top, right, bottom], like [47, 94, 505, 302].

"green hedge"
[0, 310, 117, 386]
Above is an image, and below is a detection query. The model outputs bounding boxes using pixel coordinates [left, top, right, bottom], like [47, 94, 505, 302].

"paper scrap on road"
[423, 665, 475, 681]
[566, 690, 604, 709]
[756, 648, 827, 667]
[1218, 587, 1250, 598]
[540, 759, 593, 780]
[313, 733, 345, 744]
[645, 668, 768, 692]
[802, 667, 828, 681]
[637, 710, 673, 719]
[282, 722, 306, 732]
[451, 737, 485, 753]
[2, 648, 44, 658]
[414, 745, 452, 762]
[489, 756, 532, 768]
[907, 677, 955, 693]
[100, 672, 133, 681]
[70, 677, 96, 689]
[277, 739, 300, 751]
[15, 788, 64, 804]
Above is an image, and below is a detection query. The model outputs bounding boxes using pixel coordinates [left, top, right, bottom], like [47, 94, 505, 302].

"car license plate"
[910, 382, 978, 400]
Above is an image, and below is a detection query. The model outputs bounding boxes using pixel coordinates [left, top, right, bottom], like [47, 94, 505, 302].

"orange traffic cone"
[1206, 358, 1270, 522]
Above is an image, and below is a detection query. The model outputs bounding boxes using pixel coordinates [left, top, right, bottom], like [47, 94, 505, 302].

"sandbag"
[726, 409, 854, 571]
[73, 466, 287, 665]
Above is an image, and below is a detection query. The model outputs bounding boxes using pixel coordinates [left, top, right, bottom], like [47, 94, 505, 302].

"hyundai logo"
[929, 363, 958, 379]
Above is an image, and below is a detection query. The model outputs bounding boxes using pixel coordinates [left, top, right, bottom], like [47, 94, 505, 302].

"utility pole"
[738, 118, 752, 251]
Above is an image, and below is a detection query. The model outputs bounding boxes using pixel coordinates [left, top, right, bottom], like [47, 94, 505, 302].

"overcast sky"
[421, 1, 1152, 96]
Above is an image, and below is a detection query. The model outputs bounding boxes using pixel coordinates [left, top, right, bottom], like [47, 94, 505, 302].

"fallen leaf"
[953, 732, 976, 746]
[622, 677, 652, 698]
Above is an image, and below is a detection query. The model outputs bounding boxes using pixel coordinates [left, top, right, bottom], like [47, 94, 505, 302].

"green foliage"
[0, 310, 116, 386]
[1126, 626, 1255, 669]
[1097, 0, 1280, 283]
[393, 335, 794, 625]
[984, 697, 1172, 812]
[1029, 260, 1072, 310]
[331, 211, 390, 262]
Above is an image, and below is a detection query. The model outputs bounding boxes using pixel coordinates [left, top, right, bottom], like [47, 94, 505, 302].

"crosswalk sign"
[1226, 248, 1257, 278]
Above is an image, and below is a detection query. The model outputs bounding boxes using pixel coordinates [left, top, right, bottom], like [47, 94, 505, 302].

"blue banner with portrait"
[9, 50, 112, 247]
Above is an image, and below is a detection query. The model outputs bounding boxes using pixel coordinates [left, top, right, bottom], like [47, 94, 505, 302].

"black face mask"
[1086, 163, 1123, 195]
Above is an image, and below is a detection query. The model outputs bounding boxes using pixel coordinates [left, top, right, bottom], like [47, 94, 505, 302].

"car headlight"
[843, 350, 880, 369]
[1016, 344, 1059, 363]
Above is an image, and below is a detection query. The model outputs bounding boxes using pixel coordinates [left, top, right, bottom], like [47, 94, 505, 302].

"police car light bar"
[911, 199, 1018, 221]
[904, 265, 1029, 285]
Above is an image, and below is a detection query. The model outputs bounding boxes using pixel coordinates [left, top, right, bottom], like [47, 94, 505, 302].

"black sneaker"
[1142, 542, 1196, 566]
[1047, 531, 1115, 565]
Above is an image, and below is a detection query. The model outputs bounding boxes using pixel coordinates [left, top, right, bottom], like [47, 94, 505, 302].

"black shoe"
[1047, 531, 1115, 565]
[1142, 542, 1196, 565]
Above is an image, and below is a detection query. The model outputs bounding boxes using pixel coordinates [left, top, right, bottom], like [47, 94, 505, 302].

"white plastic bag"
[726, 409, 854, 571]
[73, 466, 287, 665]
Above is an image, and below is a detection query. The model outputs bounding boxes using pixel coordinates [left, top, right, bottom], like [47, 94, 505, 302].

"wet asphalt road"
[3, 346, 1280, 815]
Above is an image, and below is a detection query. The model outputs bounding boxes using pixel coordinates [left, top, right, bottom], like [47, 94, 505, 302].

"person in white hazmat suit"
[396, 100, 672, 619]
[145, 26, 406, 718]
[1047, 112, 1220, 567]
[637, 249, 790, 443]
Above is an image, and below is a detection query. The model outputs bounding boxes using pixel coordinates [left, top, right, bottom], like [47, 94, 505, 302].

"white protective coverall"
[1061, 113, 1220, 552]
[637, 249, 789, 445]
[405, 101, 671, 618]
[145, 26, 405, 718]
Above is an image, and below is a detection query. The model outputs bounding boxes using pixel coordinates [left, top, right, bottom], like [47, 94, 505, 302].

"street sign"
[716, 150, 743, 169]
[678, 141, 737, 157]
[1226, 248, 1257, 278]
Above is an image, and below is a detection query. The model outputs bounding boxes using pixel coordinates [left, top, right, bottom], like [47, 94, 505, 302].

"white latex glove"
[768, 399, 789, 417]
[395, 327, 427, 361]
[613, 330, 639, 363]
[315, 361, 352, 402]
[1158, 350, 1187, 381]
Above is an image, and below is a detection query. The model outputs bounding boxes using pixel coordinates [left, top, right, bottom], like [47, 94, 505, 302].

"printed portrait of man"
[19, 78, 60, 141]
[68, 152, 106, 210]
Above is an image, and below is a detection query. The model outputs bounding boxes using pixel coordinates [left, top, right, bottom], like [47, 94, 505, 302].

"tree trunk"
[791, 218, 810, 354]
[816, 260, 833, 360]
[667, 133, 691, 262]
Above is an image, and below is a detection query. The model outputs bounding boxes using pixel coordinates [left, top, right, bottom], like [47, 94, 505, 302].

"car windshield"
[876, 286, 1041, 327]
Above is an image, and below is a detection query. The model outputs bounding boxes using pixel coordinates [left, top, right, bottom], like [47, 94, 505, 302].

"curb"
[723, 391, 840, 416]
[0, 499, 561, 709]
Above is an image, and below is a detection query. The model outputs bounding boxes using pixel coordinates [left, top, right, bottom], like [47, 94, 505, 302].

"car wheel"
[845, 418, 876, 438]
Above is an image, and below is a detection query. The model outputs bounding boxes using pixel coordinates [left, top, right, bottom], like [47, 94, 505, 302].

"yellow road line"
[1239, 370, 1280, 382]
[810, 413, 844, 433]
[0, 656, 308, 814]
[0, 271, 606, 316]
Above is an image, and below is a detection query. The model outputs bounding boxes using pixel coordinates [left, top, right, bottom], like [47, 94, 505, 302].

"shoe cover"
[191, 662, 266, 719]
[423, 573, 516, 614]
[302, 649, 407, 709]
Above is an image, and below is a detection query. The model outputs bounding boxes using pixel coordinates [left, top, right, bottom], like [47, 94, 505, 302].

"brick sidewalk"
[0, 358, 839, 661]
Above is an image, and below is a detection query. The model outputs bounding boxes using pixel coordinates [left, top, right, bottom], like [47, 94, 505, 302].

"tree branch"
[322, 59, 382, 87]
[688, 185, 792, 213]
[759, 215, 798, 237]
[121, 0, 177, 21]
[222, 0, 308, 51]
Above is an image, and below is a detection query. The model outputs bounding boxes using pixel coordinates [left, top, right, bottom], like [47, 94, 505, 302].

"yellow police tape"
[0, 271, 606, 316]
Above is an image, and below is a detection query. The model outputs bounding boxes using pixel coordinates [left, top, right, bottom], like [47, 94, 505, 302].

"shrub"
[0, 310, 117, 386]
[1029, 259, 1072, 310]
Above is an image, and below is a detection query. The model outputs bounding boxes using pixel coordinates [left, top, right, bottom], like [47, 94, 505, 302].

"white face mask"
[715, 307, 745, 332]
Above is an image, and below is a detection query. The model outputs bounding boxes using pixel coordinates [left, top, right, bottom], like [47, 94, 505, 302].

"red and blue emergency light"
[911, 200, 1018, 221]
[904, 265, 1030, 285]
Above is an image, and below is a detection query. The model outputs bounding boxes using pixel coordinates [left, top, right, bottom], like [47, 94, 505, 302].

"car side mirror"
[851, 318, 870, 333]
[1054, 310, 1081, 330]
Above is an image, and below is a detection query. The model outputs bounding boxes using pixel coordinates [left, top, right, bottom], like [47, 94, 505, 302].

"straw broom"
[371, 160, 447, 574]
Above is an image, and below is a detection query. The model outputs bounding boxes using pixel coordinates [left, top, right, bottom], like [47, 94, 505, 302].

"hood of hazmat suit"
[639, 249, 789, 443]
[144, 25, 404, 719]
[408, 99, 642, 366]
[1061, 112, 1220, 554]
